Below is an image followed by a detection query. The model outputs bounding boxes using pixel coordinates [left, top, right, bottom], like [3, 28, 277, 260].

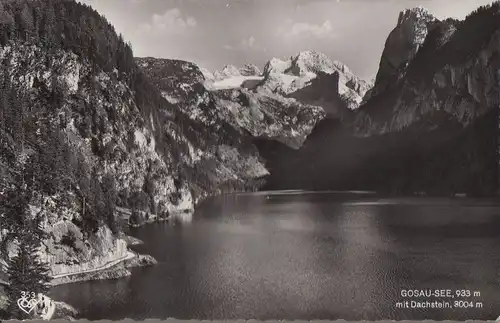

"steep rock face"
[41, 225, 127, 278]
[198, 67, 216, 89]
[137, 57, 325, 150]
[370, 6, 439, 97]
[0, 43, 192, 279]
[129, 62, 272, 202]
[263, 57, 290, 75]
[355, 3, 500, 135]
[239, 63, 262, 76]
[285, 71, 357, 118]
[211, 89, 325, 149]
[199, 67, 215, 81]
[260, 51, 371, 113]
[136, 57, 205, 103]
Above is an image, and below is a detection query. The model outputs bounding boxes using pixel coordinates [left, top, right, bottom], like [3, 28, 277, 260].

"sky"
[78, 0, 495, 81]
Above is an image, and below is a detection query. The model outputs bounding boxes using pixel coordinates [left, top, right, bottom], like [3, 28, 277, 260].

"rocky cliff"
[369, 6, 439, 98]
[239, 63, 262, 76]
[0, 40, 183, 282]
[354, 3, 500, 135]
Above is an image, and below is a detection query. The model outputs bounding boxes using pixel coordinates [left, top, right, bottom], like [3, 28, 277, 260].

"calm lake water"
[49, 192, 500, 320]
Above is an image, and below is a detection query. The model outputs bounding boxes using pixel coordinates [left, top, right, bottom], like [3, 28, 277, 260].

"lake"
[49, 192, 500, 320]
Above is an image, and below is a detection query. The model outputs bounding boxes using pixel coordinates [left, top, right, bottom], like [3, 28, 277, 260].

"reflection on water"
[49, 193, 500, 321]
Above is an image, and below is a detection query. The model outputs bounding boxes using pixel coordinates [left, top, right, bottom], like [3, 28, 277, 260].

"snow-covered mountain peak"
[263, 57, 290, 75]
[263, 50, 336, 77]
[293, 50, 329, 60]
[288, 50, 336, 76]
[213, 64, 241, 80]
[259, 51, 372, 111]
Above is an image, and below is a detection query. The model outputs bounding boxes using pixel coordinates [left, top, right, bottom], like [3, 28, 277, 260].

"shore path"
[0, 250, 137, 286]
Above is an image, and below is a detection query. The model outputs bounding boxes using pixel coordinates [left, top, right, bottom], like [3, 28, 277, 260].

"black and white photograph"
[0, 0, 500, 321]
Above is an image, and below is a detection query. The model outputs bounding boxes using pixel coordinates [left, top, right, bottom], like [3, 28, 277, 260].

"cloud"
[276, 20, 336, 40]
[223, 36, 266, 51]
[137, 8, 197, 35]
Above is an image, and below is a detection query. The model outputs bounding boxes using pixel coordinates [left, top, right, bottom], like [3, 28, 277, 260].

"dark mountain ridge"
[257, 106, 497, 195]
[355, 2, 500, 133]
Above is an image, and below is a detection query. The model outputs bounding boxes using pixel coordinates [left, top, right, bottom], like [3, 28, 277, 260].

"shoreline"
[0, 236, 155, 288]
[50, 250, 135, 283]
[48, 232, 157, 286]
[0, 234, 155, 320]
[2, 186, 499, 287]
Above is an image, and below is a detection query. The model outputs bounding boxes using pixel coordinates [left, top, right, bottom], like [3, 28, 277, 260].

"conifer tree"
[18, 3, 34, 41]
[5, 217, 51, 320]
[0, 157, 51, 320]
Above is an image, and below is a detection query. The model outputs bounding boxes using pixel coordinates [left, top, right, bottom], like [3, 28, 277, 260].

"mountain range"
[256, 4, 499, 195]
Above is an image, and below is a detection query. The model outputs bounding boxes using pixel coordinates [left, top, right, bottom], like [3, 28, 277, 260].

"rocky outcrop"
[239, 63, 262, 76]
[121, 234, 144, 246]
[52, 300, 79, 320]
[370, 6, 439, 97]
[123, 253, 157, 268]
[40, 225, 127, 277]
[137, 57, 205, 103]
[211, 88, 325, 149]
[199, 67, 215, 81]
[355, 3, 500, 135]
[0, 285, 6, 312]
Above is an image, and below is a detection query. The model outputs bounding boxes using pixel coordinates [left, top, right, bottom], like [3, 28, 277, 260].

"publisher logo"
[16, 291, 39, 315]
